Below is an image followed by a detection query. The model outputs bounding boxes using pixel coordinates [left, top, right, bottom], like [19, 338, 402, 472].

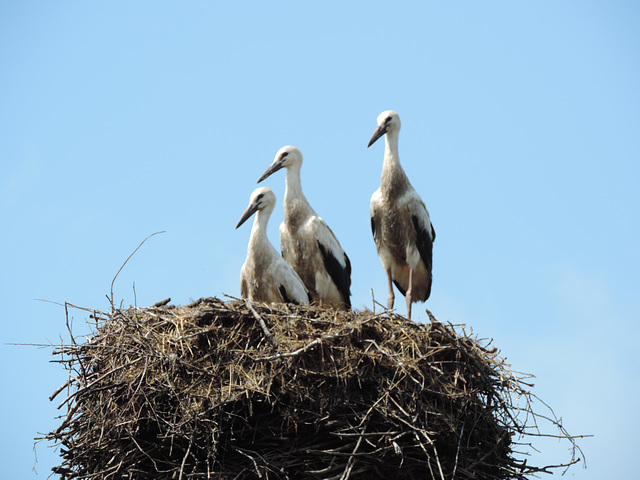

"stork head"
[367, 110, 401, 148]
[257, 145, 303, 183]
[235, 187, 276, 229]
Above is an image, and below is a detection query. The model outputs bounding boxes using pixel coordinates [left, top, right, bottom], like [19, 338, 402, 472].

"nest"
[44, 298, 583, 479]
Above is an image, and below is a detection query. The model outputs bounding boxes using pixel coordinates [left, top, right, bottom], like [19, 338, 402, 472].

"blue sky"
[1, 1, 638, 478]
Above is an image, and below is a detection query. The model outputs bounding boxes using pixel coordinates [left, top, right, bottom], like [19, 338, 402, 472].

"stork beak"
[235, 202, 259, 229]
[367, 124, 388, 148]
[257, 160, 285, 183]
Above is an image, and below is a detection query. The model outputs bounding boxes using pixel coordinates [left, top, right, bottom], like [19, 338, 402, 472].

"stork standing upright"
[257, 146, 352, 310]
[367, 111, 435, 320]
[236, 187, 311, 305]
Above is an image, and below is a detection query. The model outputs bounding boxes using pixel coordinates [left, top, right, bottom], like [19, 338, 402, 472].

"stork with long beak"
[367, 110, 435, 320]
[236, 187, 311, 305]
[257, 146, 352, 310]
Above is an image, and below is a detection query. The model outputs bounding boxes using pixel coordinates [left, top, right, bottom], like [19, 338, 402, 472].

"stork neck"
[284, 163, 304, 199]
[380, 129, 410, 196]
[283, 164, 314, 225]
[249, 208, 272, 251]
[383, 129, 401, 169]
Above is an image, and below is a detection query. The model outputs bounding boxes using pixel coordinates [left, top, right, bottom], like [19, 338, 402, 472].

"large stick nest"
[44, 298, 583, 479]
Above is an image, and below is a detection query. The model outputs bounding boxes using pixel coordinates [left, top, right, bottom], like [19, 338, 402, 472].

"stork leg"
[319, 297, 324, 309]
[406, 267, 414, 320]
[386, 268, 395, 310]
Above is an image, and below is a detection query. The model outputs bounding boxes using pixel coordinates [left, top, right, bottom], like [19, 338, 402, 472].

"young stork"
[367, 110, 435, 320]
[257, 146, 352, 310]
[236, 187, 310, 305]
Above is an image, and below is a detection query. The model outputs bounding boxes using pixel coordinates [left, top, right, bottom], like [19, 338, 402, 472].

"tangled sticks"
[45, 298, 584, 479]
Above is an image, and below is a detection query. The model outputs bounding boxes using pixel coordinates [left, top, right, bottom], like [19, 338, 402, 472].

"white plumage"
[236, 187, 310, 305]
[368, 110, 435, 320]
[257, 146, 351, 310]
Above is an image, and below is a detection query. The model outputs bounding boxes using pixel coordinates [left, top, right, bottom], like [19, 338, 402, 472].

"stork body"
[368, 111, 435, 320]
[236, 187, 310, 305]
[258, 146, 351, 310]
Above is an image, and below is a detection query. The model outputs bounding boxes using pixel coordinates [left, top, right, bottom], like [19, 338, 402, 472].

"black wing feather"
[411, 215, 434, 273]
[278, 284, 301, 305]
[393, 280, 406, 297]
[412, 215, 434, 300]
[316, 240, 352, 309]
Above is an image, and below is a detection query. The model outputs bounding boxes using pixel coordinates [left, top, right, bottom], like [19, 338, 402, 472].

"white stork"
[236, 187, 311, 305]
[367, 110, 435, 320]
[257, 146, 352, 310]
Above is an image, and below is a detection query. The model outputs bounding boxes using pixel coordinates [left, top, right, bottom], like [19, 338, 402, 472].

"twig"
[254, 330, 346, 362]
[110, 231, 166, 308]
[53, 402, 81, 435]
[339, 427, 365, 480]
[35, 300, 110, 328]
[452, 422, 464, 479]
[49, 378, 72, 402]
[178, 436, 194, 480]
[370, 289, 390, 314]
[432, 444, 446, 480]
[234, 448, 263, 478]
[152, 298, 171, 307]
[245, 301, 279, 349]
[254, 339, 321, 362]
[64, 302, 87, 381]
[533, 456, 582, 474]
[57, 357, 143, 409]
[184, 298, 204, 308]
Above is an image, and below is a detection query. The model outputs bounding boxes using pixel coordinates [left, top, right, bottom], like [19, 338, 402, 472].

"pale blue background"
[1, 1, 638, 478]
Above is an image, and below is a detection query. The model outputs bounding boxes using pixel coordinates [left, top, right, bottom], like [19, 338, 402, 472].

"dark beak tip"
[236, 202, 260, 229]
[367, 125, 386, 148]
[257, 162, 281, 184]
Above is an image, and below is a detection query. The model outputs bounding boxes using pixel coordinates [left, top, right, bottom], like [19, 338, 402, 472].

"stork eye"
[385, 116, 392, 124]
[280, 152, 289, 160]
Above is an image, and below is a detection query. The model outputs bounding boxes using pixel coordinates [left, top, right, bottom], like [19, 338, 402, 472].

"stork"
[257, 146, 352, 310]
[236, 187, 311, 305]
[367, 110, 435, 320]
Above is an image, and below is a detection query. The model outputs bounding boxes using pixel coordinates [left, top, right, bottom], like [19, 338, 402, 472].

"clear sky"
[1, 1, 638, 478]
